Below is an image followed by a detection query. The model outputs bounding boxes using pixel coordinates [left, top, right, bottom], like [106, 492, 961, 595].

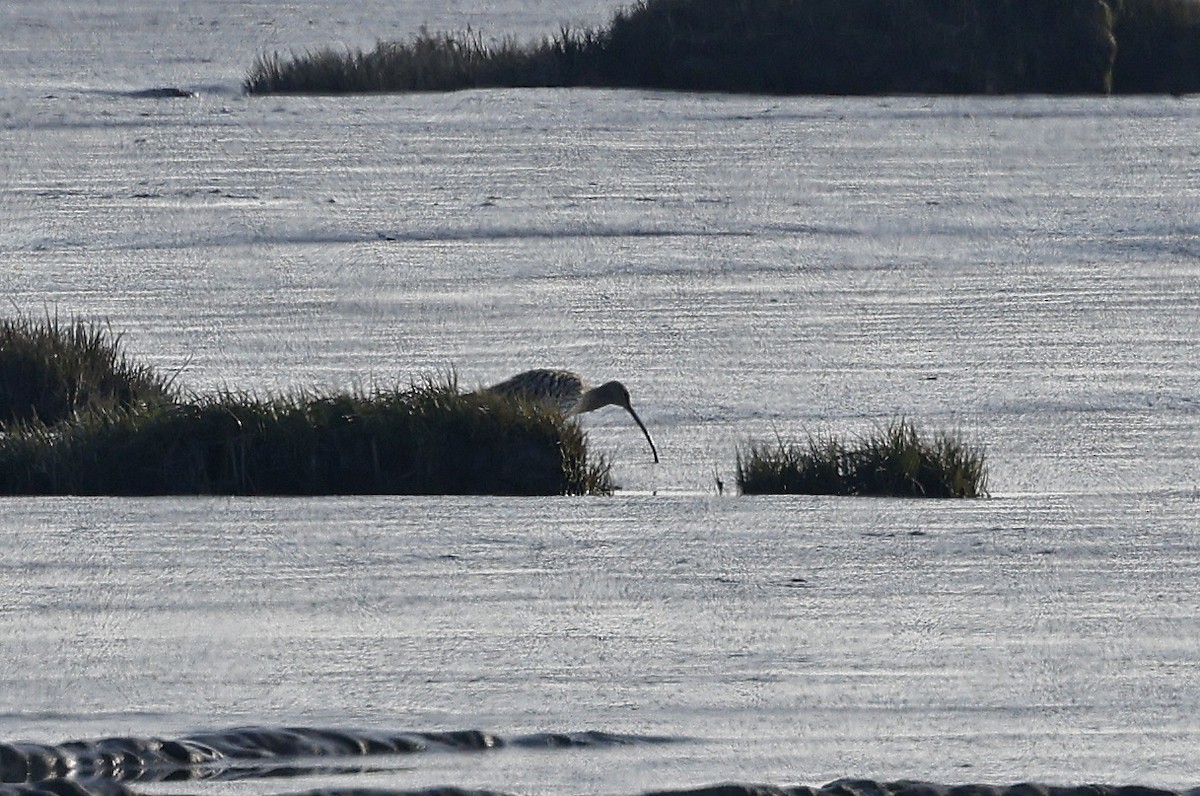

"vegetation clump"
[1111, 0, 1200, 92]
[0, 315, 611, 496]
[737, 419, 988, 497]
[243, 0, 1200, 96]
[0, 313, 175, 429]
[0, 384, 611, 496]
[244, 29, 592, 94]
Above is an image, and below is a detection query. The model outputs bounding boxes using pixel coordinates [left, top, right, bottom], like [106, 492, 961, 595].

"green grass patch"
[0, 312, 175, 429]
[243, 0, 1200, 96]
[0, 315, 611, 496]
[0, 382, 612, 496]
[737, 419, 989, 497]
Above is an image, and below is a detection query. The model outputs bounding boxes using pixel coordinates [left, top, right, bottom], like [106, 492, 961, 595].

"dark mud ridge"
[1, 726, 1196, 796]
[0, 727, 677, 788]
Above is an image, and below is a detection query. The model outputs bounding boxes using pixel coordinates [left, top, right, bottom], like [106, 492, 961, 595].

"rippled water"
[4, 493, 1199, 793]
[2, 0, 1199, 794]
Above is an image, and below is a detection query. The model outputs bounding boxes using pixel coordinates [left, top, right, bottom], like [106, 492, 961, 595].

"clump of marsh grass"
[0, 380, 612, 496]
[0, 314, 611, 496]
[244, 0, 1200, 96]
[243, 27, 603, 94]
[737, 419, 988, 498]
[0, 312, 176, 429]
[1112, 0, 1200, 93]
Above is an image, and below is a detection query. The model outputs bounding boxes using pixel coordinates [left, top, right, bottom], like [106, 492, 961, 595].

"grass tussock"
[243, 0, 1200, 96]
[242, 27, 601, 94]
[0, 381, 612, 497]
[737, 419, 988, 498]
[0, 312, 175, 429]
[0, 315, 611, 496]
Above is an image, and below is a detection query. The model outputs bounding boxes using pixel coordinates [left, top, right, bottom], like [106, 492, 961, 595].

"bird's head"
[598, 380, 631, 409]
[576, 380, 629, 413]
[582, 380, 658, 464]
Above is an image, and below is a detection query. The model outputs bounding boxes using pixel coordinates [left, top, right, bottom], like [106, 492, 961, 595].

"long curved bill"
[625, 406, 659, 464]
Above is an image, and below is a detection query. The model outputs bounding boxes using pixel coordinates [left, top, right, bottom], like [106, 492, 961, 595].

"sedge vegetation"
[244, 0, 1200, 96]
[0, 313, 175, 428]
[0, 316, 611, 496]
[737, 419, 989, 497]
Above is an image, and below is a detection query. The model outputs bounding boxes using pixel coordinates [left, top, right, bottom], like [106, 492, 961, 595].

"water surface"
[1, 0, 1198, 793]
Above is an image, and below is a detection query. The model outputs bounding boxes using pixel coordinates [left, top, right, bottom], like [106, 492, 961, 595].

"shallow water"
[2, 0, 1199, 794]
[3, 493, 1199, 793]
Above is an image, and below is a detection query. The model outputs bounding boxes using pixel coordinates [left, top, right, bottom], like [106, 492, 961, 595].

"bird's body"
[487, 369, 589, 415]
[485, 368, 659, 463]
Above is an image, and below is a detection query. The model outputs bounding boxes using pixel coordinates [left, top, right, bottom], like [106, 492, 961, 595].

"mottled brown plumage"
[486, 369, 658, 463]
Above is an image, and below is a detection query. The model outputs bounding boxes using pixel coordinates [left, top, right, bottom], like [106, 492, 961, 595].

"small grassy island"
[244, 0, 1200, 96]
[1, 316, 990, 498]
[737, 420, 989, 497]
[0, 315, 610, 496]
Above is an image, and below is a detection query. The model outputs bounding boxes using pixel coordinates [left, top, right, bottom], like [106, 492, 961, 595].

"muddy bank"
[1, 727, 1196, 796]
[0, 727, 676, 784]
[3, 779, 1198, 796]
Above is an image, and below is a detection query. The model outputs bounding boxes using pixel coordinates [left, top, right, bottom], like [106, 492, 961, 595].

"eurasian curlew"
[485, 369, 659, 463]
